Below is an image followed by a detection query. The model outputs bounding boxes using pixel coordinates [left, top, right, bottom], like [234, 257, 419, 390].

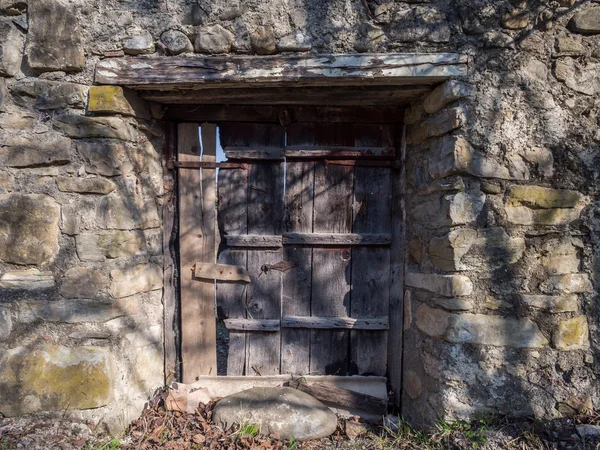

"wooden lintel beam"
[282, 233, 392, 246]
[193, 262, 251, 282]
[95, 53, 468, 89]
[282, 316, 389, 330]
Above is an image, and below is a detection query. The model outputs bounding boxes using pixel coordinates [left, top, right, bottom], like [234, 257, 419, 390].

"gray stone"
[61, 204, 80, 235]
[520, 295, 578, 313]
[484, 31, 514, 49]
[569, 8, 600, 34]
[194, 24, 234, 54]
[213, 387, 337, 440]
[389, 6, 450, 43]
[0, 171, 12, 193]
[540, 238, 580, 275]
[405, 273, 473, 297]
[0, 308, 12, 340]
[251, 26, 277, 55]
[123, 32, 155, 55]
[25, 0, 85, 72]
[77, 141, 135, 177]
[277, 31, 312, 52]
[0, 344, 115, 416]
[501, 9, 531, 29]
[428, 136, 511, 180]
[521, 147, 554, 178]
[109, 263, 162, 298]
[60, 267, 109, 298]
[190, 4, 208, 25]
[415, 304, 548, 348]
[10, 79, 87, 110]
[76, 231, 148, 262]
[18, 298, 138, 323]
[505, 205, 584, 226]
[428, 228, 476, 272]
[0, 132, 71, 167]
[160, 29, 193, 55]
[354, 23, 386, 52]
[96, 193, 160, 230]
[540, 274, 593, 294]
[423, 81, 472, 115]
[431, 297, 474, 311]
[56, 177, 116, 195]
[219, 5, 246, 21]
[555, 36, 585, 57]
[0, 19, 24, 76]
[576, 424, 600, 438]
[412, 191, 485, 229]
[554, 57, 600, 96]
[0, 78, 6, 111]
[507, 185, 584, 209]
[0, 194, 60, 265]
[0, 268, 54, 290]
[406, 107, 467, 145]
[54, 114, 136, 141]
[0, 0, 27, 15]
[553, 316, 589, 351]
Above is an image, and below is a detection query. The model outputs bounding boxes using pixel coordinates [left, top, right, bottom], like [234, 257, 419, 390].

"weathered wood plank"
[283, 233, 391, 246]
[95, 53, 469, 88]
[388, 124, 405, 406]
[282, 316, 389, 330]
[216, 164, 248, 375]
[324, 159, 397, 167]
[162, 122, 178, 384]
[225, 235, 282, 248]
[193, 262, 250, 282]
[165, 105, 404, 124]
[285, 146, 394, 159]
[178, 123, 217, 381]
[224, 148, 284, 160]
[288, 381, 387, 415]
[224, 318, 280, 331]
[146, 85, 431, 106]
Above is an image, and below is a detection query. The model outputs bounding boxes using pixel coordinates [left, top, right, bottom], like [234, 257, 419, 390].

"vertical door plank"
[311, 155, 353, 375]
[282, 160, 314, 375]
[178, 123, 217, 382]
[216, 166, 248, 375]
[351, 126, 393, 376]
[388, 124, 405, 405]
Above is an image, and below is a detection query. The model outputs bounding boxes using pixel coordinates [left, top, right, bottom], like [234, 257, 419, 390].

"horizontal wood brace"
[225, 234, 283, 248]
[282, 316, 389, 330]
[324, 159, 399, 168]
[224, 318, 280, 331]
[284, 146, 394, 159]
[170, 161, 248, 170]
[193, 262, 250, 282]
[224, 147, 284, 161]
[282, 233, 392, 246]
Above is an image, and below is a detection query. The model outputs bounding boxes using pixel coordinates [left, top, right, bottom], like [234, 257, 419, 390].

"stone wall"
[0, 0, 598, 431]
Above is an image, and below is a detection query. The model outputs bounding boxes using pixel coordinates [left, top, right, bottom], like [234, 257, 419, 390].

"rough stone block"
[406, 107, 467, 145]
[0, 345, 115, 416]
[0, 170, 13, 193]
[555, 36, 585, 57]
[0, 133, 71, 167]
[554, 57, 600, 96]
[554, 316, 589, 351]
[77, 140, 135, 177]
[160, 29, 193, 55]
[405, 273, 473, 297]
[507, 185, 584, 209]
[429, 227, 525, 272]
[61, 204, 80, 235]
[10, 79, 87, 110]
[0, 307, 12, 340]
[123, 32, 155, 55]
[0, 77, 6, 111]
[0, 19, 24, 76]
[501, 9, 531, 30]
[0, 194, 59, 265]
[88, 86, 151, 119]
[389, 6, 450, 43]
[53, 114, 136, 141]
[0, 268, 54, 290]
[194, 24, 234, 54]
[540, 274, 593, 294]
[56, 177, 116, 195]
[431, 297, 474, 311]
[277, 31, 312, 52]
[109, 263, 162, 298]
[0, 0, 27, 15]
[25, 0, 85, 72]
[251, 26, 277, 55]
[76, 231, 148, 262]
[505, 205, 584, 226]
[428, 136, 511, 180]
[540, 238, 580, 275]
[569, 7, 600, 34]
[18, 298, 139, 323]
[412, 191, 485, 229]
[60, 267, 109, 298]
[96, 193, 160, 230]
[415, 304, 548, 348]
[520, 294, 578, 313]
[423, 81, 472, 115]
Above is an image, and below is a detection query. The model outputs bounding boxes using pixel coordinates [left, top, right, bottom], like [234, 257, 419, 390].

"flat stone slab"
[212, 387, 338, 440]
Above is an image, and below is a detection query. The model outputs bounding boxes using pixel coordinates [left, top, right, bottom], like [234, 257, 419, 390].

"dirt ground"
[1, 397, 599, 449]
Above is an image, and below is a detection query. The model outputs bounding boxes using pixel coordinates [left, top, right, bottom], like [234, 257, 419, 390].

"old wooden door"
[177, 112, 403, 393]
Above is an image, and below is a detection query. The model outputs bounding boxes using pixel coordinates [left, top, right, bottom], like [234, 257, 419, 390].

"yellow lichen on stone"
[0, 344, 115, 417]
[88, 85, 135, 116]
[507, 185, 584, 209]
[554, 316, 589, 351]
